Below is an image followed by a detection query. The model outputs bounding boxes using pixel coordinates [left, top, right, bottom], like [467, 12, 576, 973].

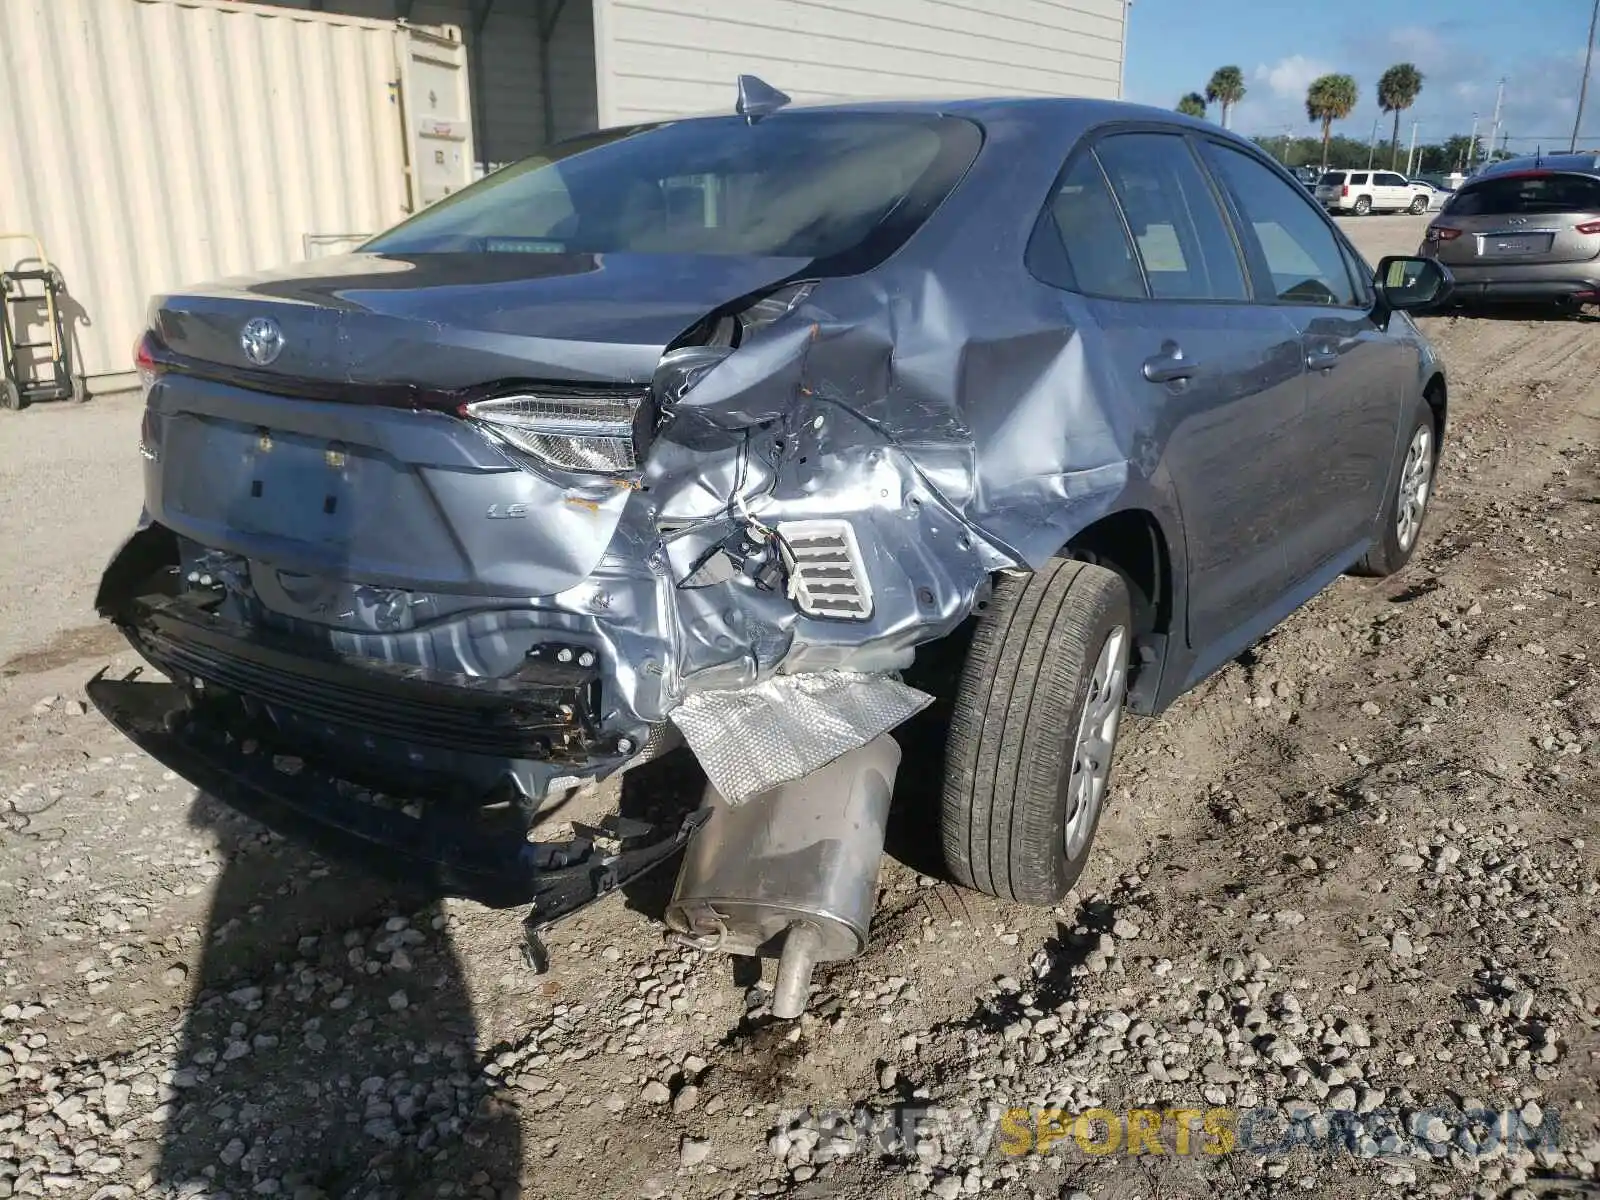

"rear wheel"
[940, 560, 1131, 905]
[1353, 196, 1373, 215]
[1353, 399, 1436, 577]
[0, 379, 20, 411]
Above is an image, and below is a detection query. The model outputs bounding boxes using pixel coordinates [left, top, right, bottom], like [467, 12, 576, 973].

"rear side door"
[1037, 130, 1308, 657]
[1197, 139, 1411, 578]
[1345, 172, 1373, 208]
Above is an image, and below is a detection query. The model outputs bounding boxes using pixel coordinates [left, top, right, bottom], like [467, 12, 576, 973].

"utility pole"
[1466, 112, 1480, 171]
[1487, 78, 1505, 164]
[1407, 121, 1421, 175]
[1367, 116, 1380, 168]
[1574, 0, 1599, 152]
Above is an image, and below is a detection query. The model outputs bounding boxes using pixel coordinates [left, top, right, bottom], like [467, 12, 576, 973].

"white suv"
[1314, 170, 1431, 215]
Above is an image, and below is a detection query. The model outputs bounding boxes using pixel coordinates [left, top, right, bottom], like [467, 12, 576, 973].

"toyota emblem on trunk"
[240, 317, 285, 366]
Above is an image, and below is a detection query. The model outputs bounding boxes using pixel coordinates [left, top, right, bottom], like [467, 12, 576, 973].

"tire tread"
[942, 560, 1130, 905]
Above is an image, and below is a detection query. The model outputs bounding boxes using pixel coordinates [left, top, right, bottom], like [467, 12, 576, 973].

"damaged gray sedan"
[90, 83, 1452, 1015]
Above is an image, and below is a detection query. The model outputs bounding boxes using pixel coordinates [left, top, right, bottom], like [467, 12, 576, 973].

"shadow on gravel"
[155, 793, 523, 1200]
[964, 899, 1116, 1036]
[614, 746, 706, 924]
[1444, 302, 1600, 324]
[885, 617, 978, 881]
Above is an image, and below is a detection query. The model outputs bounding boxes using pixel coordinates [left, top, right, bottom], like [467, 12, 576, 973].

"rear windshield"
[1445, 173, 1600, 216]
[1319, 172, 1346, 185]
[364, 112, 982, 267]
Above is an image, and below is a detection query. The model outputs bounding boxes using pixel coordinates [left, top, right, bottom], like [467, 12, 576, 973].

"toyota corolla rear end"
[89, 106, 990, 917]
[1421, 168, 1600, 305]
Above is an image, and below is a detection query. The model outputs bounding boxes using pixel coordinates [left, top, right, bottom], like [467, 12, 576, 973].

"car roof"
[734, 94, 1188, 121]
[1473, 152, 1600, 179]
[603, 94, 1270, 155]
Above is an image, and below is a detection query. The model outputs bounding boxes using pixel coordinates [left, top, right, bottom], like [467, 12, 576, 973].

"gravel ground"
[3, 215, 1599, 1200]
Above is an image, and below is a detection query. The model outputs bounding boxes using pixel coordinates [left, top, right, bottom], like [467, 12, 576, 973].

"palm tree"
[1177, 92, 1207, 119]
[1205, 66, 1247, 129]
[1378, 63, 1424, 170]
[1306, 74, 1359, 169]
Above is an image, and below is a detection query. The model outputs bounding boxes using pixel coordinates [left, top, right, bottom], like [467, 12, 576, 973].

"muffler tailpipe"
[664, 734, 901, 1019]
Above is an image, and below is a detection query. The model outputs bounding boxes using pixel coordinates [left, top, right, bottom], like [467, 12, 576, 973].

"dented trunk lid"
[150, 250, 808, 388]
[143, 250, 807, 597]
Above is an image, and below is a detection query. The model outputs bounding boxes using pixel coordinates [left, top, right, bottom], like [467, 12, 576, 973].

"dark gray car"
[90, 92, 1451, 971]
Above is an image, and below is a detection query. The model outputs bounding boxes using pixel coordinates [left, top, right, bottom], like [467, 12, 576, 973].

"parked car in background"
[1405, 178, 1449, 210]
[1316, 169, 1432, 215]
[1292, 165, 1321, 189]
[89, 92, 1453, 1003]
[1420, 161, 1600, 307]
[1472, 152, 1600, 180]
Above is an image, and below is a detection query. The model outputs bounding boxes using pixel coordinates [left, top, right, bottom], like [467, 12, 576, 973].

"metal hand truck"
[1, 233, 85, 410]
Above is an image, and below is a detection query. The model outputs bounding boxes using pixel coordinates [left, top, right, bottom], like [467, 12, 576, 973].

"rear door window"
[1198, 141, 1361, 307]
[1092, 132, 1248, 301]
[1445, 173, 1600, 216]
[1041, 153, 1147, 299]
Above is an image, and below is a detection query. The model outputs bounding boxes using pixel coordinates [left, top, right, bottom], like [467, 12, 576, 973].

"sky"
[1122, 0, 1599, 153]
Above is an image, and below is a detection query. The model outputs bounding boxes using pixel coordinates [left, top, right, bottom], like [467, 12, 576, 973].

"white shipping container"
[0, 0, 475, 391]
[591, 0, 1128, 127]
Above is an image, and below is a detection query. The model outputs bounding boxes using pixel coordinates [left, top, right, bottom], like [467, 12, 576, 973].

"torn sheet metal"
[668, 671, 932, 805]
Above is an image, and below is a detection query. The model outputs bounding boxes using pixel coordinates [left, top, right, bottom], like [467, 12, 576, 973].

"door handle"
[1306, 345, 1340, 371]
[1142, 343, 1197, 384]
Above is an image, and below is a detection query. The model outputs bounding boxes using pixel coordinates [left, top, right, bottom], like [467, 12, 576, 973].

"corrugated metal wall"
[593, 0, 1127, 125]
[265, 0, 599, 164]
[0, 0, 422, 384]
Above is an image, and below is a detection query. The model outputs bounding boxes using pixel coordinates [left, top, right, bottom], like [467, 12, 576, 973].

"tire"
[0, 379, 20, 411]
[1353, 196, 1373, 215]
[1409, 196, 1429, 215]
[941, 560, 1132, 905]
[1353, 399, 1437, 577]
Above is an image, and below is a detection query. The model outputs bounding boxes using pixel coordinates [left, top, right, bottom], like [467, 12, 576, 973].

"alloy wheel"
[1395, 424, 1434, 551]
[1064, 625, 1128, 859]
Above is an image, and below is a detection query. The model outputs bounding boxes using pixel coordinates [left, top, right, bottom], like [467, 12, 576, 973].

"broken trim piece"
[86, 674, 705, 913]
[668, 670, 931, 804]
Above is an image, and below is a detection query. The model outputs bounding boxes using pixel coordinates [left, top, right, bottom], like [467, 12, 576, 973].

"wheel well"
[1423, 372, 1447, 445]
[1063, 509, 1171, 641]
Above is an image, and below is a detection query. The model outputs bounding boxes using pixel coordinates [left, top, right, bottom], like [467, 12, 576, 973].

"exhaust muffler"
[664, 734, 901, 1019]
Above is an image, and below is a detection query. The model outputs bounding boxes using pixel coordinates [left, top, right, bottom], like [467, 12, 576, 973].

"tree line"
[1176, 62, 1477, 171]
[1248, 132, 1494, 174]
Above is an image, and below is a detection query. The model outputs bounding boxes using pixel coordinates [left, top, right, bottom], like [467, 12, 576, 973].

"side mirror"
[1374, 255, 1453, 316]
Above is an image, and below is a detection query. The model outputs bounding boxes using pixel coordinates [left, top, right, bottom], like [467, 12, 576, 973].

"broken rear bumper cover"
[86, 670, 706, 916]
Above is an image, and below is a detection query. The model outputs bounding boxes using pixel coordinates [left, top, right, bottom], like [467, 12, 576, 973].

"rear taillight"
[134, 331, 166, 390]
[1577, 220, 1600, 235]
[134, 332, 167, 460]
[1427, 226, 1463, 242]
[1341, 185, 1350, 197]
[463, 391, 647, 475]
